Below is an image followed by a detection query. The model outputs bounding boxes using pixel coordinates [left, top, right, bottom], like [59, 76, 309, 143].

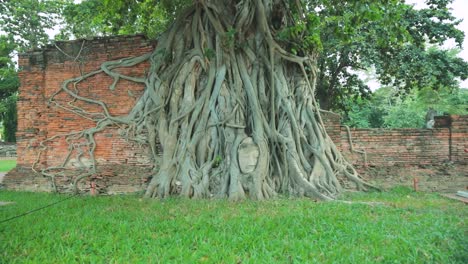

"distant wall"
[449, 115, 468, 164]
[0, 143, 16, 158]
[322, 114, 467, 192]
[336, 115, 467, 166]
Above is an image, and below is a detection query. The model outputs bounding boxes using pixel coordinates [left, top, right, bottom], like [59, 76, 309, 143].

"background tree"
[0, 35, 19, 142]
[307, 0, 411, 110]
[0, 0, 68, 51]
[60, 0, 468, 114]
[307, 0, 467, 111]
[0, 0, 70, 142]
[343, 86, 468, 128]
[58, 0, 190, 39]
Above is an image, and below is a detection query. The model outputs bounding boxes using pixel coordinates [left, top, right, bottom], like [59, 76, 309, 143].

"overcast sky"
[406, 0, 468, 88]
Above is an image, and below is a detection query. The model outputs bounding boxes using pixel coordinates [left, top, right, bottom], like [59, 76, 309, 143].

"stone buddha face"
[238, 137, 259, 174]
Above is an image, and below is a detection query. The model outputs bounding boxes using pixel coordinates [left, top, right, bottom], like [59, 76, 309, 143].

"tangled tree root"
[34, 0, 378, 200]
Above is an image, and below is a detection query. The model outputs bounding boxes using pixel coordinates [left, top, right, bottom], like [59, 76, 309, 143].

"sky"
[406, 0, 468, 88]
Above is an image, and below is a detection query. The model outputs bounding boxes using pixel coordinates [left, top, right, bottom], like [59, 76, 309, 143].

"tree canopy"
[0, 0, 70, 141]
[56, 0, 468, 112]
[58, 0, 189, 40]
[0, 0, 67, 51]
[309, 0, 467, 110]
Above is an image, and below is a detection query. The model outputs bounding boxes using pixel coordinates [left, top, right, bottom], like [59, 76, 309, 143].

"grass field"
[0, 159, 16, 172]
[0, 187, 466, 263]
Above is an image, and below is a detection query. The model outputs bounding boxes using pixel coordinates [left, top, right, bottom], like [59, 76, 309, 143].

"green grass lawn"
[0, 159, 16, 172]
[0, 187, 466, 263]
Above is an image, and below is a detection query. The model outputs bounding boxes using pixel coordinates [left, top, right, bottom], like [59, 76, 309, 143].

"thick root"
[36, 0, 375, 200]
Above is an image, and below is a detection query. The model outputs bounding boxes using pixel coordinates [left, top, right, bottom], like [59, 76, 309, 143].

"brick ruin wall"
[324, 114, 467, 192]
[4, 35, 155, 193]
[3, 35, 467, 193]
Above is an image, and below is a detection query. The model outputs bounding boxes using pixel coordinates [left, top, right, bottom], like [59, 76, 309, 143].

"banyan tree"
[40, 0, 376, 200]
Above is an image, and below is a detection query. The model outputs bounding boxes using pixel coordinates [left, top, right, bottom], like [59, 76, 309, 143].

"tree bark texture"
[36, 0, 376, 200]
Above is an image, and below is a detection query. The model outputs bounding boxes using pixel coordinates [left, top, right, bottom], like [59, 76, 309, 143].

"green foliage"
[383, 94, 427, 128]
[343, 86, 468, 128]
[304, 0, 467, 111]
[55, 0, 467, 113]
[0, 0, 68, 51]
[213, 155, 222, 168]
[0, 1, 68, 141]
[0, 159, 16, 172]
[309, 0, 410, 110]
[373, 1, 468, 91]
[59, 0, 190, 40]
[406, 0, 464, 48]
[0, 189, 466, 263]
[0, 36, 18, 97]
[223, 27, 237, 48]
[376, 46, 468, 93]
[342, 87, 396, 128]
[0, 36, 19, 142]
[276, 12, 323, 55]
[55, 0, 107, 40]
[343, 99, 385, 128]
[0, 94, 17, 142]
[203, 48, 216, 61]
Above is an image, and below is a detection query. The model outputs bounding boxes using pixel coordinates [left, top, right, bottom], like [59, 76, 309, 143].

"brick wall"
[319, 113, 466, 167]
[340, 128, 452, 166]
[321, 111, 341, 147]
[450, 115, 468, 164]
[327, 114, 467, 192]
[4, 35, 156, 193]
[4, 35, 467, 193]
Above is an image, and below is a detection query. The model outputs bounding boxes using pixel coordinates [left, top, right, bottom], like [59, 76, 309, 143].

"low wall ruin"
[331, 115, 467, 192]
[0, 143, 16, 158]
